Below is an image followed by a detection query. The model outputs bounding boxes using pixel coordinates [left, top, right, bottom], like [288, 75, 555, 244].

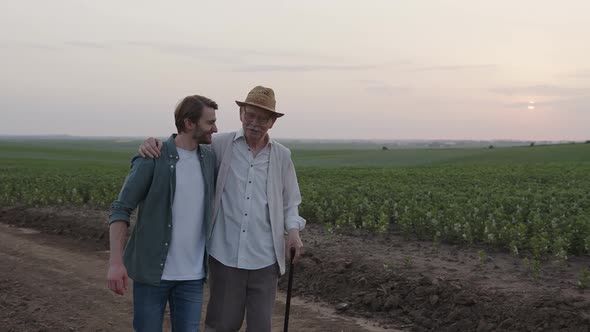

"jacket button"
[170, 165, 174, 168]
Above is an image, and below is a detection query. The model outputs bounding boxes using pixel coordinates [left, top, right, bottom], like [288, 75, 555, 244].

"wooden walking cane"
[284, 247, 296, 332]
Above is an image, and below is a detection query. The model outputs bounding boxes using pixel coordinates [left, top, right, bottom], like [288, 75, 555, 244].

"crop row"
[2, 164, 589, 258]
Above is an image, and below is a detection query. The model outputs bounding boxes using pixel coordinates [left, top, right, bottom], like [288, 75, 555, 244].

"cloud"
[359, 80, 409, 95]
[4, 39, 399, 73]
[502, 96, 589, 112]
[0, 41, 61, 51]
[563, 69, 590, 78]
[230, 59, 410, 73]
[119, 41, 347, 64]
[3, 39, 345, 62]
[543, 96, 590, 112]
[1, 41, 108, 51]
[65, 41, 109, 49]
[231, 64, 377, 72]
[121, 41, 242, 64]
[408, 64, 497, 72]
[491, 84, 587, 97]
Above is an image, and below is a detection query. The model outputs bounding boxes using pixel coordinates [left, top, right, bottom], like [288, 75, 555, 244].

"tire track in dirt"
[0, 224, 132, 331]
[0, 223, 400, 332]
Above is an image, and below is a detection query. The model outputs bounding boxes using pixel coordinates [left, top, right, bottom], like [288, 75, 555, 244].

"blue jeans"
[133, 279, 204, 332]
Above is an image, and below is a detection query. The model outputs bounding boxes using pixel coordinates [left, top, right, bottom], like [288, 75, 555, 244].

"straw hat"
[235, 86, 284, 117]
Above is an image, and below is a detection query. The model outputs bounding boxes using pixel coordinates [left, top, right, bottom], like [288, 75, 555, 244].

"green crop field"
[2, 138, 590, 259]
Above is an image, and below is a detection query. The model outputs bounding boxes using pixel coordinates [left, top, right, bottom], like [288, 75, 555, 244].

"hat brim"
[236, 101, 284, 117]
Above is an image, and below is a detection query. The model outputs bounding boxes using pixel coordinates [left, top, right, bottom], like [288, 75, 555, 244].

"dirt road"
[2, 206, 590, 331]
[0, 223, 399, 332]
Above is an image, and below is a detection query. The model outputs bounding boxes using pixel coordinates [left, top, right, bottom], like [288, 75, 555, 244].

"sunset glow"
[1, 1, 589, 140]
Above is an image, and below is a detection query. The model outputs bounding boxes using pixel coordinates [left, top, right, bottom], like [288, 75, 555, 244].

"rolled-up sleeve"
[282, 155, 306, 231]
[109, 155, 155, 226]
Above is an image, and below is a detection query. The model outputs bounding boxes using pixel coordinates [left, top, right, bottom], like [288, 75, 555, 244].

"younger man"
[107, 95, 218, 331]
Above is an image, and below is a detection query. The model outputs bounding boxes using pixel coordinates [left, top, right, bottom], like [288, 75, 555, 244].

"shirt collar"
[233, 128, 245, 141]
[164, 134, 178, 159]
[166, 133, 202, 160]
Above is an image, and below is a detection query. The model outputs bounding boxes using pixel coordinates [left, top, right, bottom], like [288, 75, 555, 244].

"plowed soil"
[1, 206, 589, 331]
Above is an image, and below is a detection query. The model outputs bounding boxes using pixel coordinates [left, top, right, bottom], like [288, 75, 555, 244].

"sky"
[1, 0, 589, 140]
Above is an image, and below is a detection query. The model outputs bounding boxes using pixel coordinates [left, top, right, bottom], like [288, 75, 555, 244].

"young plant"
[523, 258, 542, 280]
[578, 268, 590, 289]
[403, 256, 413, 269]
[478, 250, 488, 267]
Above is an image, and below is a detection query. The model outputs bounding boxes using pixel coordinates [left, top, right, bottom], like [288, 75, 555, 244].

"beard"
[191, 127, 212, 144]
[245, 125, 264, 136]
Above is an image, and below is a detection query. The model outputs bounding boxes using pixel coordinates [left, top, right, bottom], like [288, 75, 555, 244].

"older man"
[140, 86, 305, 332]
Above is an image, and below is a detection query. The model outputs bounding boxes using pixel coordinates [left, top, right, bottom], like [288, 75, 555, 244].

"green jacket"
[109, 134, 216, 285]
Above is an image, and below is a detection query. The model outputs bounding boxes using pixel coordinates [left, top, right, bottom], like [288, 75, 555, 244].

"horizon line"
[0, 133, 585, 143]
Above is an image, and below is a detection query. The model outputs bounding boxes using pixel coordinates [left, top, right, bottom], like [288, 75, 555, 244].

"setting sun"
[528, 100, 536, 110]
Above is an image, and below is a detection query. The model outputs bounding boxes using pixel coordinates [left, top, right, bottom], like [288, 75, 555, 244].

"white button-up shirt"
[209, 130, 277, 270]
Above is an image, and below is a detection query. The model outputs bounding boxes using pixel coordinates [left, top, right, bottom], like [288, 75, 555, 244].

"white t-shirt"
[161, 147, 206, 280]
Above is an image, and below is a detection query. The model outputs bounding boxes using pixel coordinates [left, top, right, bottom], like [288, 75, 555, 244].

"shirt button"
[170, 165, 174, 169]
[250, 164, 253, 167]
[245, 213, 248, 216]
[242, 230, 246, 233]
[249, 181, 252, 184]
[247, 197, 250, 200]
[165, 242, 168, 246]
[168, 224, 172, 228]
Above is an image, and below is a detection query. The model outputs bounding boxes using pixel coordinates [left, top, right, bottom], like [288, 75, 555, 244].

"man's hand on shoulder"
[139, 137, 163, 158]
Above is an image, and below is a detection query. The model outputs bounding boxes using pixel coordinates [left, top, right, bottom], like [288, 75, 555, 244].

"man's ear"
[184, 118, 195, 131]
[268, 117, 277, 129]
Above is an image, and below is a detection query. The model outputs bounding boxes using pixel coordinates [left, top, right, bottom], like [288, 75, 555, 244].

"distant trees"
[381, 146, 389, 151]
[530, 142, 535, 147]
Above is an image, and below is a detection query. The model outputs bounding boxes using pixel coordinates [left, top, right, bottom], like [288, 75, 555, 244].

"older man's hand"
[286, 229, 303, 264]
[139, 137, 163, 158]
